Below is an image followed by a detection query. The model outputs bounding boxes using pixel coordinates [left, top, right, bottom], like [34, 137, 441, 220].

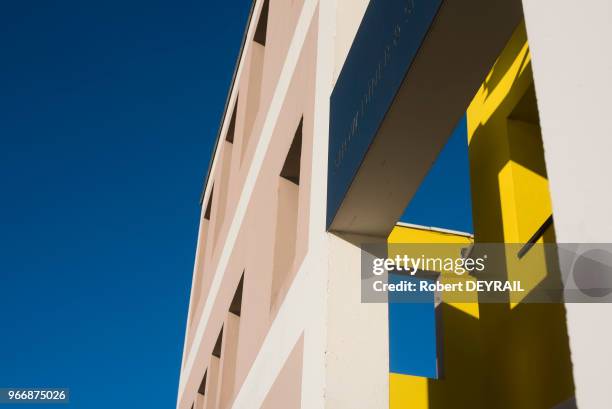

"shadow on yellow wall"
[390, 22, 575, 409]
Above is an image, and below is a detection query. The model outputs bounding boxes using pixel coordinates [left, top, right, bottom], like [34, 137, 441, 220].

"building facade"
[178, 0, 612, 408]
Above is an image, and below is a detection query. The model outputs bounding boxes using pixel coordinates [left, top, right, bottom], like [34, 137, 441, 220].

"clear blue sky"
[0, 1, 249, 408]
[0, 1, 471, 408]
[400, 115, 474, 234]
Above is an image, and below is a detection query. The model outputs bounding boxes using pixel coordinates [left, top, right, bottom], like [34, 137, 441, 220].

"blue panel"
[327, 0, 443, 229]
[388, 273, 439, 378]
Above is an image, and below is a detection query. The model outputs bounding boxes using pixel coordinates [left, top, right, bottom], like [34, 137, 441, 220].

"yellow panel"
[388, 226, 472, 245]
[387, 225, 482, 407]
[464, 20, 575, 409]
[466, 23, 531, 141]
[389, 373, 428, 409]
[388, 226, 479, 317]
[388, 21, 573, 409]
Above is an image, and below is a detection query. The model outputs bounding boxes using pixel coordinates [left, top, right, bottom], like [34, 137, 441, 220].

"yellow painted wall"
[466, 22, 574, 409]
[388, 22, 574, 409]
[388, 225, 483, 409]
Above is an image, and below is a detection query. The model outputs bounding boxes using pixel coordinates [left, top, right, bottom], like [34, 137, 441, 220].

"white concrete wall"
[326, 233, 389, 409]
[522, 1, 612, 408]
[333, 0, 370, 86]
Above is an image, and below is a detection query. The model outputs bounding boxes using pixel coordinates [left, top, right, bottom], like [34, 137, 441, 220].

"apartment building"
[178, 0, 612, 408]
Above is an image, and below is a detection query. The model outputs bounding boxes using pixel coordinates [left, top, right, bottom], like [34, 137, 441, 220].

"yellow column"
[466, 22, 574, 409]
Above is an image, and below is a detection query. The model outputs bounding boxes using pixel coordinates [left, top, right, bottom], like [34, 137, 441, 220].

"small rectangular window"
[199, 328, 223, 408]
[204, 186, 214, 220]
[253, 0, 269, 46]
[213, 140, 234, 250]
[226, 99, 238, 143]
[198, 370, 207, 395]
[217, 274, 244, 407]
[229, 274, 244, 316]
[194, 370, 207, 409]
[241, 0, 269, 164]
[212, 327, 223, 358]
[203, 355, 220, 408]
[280, 119, 303, 185]
[271, 119, 303, 308]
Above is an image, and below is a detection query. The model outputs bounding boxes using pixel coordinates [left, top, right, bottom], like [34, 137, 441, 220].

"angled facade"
[178, 1, 612, 408]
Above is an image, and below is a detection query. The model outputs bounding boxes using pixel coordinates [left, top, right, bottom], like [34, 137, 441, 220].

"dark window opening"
[271, 118, 303, 308]
[226, 99, 238, 143]
[280, 118, 303, 185]
[241, 0, 269, 164]
[204, 186, 214, 220]
[212, 327, 223, 358]
[229, 274, 244, 316]
[254, 0, 269, 46]
[197, 370, 207, 395]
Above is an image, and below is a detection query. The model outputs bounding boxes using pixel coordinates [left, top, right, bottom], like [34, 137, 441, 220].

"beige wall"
[261, 336, 304, 409]
[178, 0, 319, 407]
[178, 0, 376, 407]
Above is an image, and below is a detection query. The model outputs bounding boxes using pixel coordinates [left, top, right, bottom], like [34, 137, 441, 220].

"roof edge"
[199, 0, 258, 205]
[395, 221, 474, 238]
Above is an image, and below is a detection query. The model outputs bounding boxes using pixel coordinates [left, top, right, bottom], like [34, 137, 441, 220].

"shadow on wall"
[390, 22, 575, 409]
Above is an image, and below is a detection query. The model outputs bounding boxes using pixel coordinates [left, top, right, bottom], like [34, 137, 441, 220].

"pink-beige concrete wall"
[261, 335, 304, 409]
[178, 1, 316, 407]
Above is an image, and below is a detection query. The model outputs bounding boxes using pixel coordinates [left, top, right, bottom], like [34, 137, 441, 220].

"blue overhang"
[327, 0, 443, 229]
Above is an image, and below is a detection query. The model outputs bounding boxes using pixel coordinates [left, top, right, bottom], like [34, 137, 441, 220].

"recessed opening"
[225, 99, 238, 143]
[280, 119, 303, 185]
[212, 327, 223, 358]
[204, 186, 214, 220]
[241, 0, 269, 165]
[271, 118, 303, 308]
[254, 0, 269, 46]
[213, 139, 234, 250]
[217, 275, 243, 408]
[505, 80, 554, 249]
[197, 370, 207, 395]
[509, 84, 539, 124]
[229, 273, 244, 316]
[203, 353, 221, 408]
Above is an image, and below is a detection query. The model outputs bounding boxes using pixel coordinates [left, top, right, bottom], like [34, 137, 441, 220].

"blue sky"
[0, 1, 471, 408]
[0, 1, 249, 408]
[400, 116, 474, 234]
